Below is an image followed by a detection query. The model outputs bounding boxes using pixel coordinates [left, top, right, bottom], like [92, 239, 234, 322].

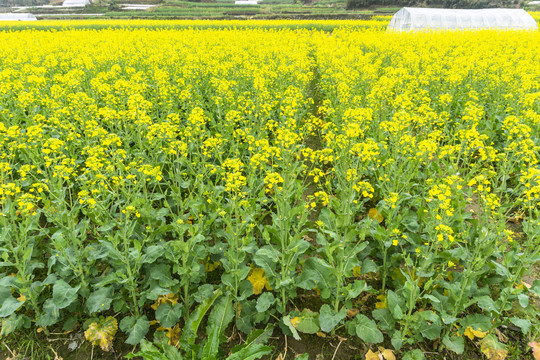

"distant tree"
[108, 0, 120, 11]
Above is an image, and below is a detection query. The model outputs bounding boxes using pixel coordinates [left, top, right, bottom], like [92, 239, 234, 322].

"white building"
[388, 8, 538, 31]
[0, 13, 37, 21]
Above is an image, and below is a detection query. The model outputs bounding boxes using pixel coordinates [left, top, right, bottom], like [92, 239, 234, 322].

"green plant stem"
[401, 278, 417, 342]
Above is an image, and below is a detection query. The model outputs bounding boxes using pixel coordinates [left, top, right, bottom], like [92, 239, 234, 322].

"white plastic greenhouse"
[0, 13, 37, 21]
[62, 0, 90, 7]
[388, 8, 538, 31]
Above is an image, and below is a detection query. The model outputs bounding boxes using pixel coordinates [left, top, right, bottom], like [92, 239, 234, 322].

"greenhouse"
[62, 0, 90, 7]
[388, 8, 538, 31]
[0, 13, 37, 21]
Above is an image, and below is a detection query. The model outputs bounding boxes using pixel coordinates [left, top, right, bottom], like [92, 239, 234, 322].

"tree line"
[346, 0, 524, 9]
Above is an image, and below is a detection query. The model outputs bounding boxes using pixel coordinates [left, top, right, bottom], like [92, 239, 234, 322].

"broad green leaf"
[180, 289, 221, 346]
[491, 261, 511, 278]
[347, 280, 370, 298]
[36, 299, 59, 327]
[391, 331, 403, 350]
[402, 212, 419, 232]
[372, 309, 395, 331]
[194, 284, 215, 303]
[387, 290, 403, 320]
[0, 296, 24, 318]
[297, 258, 334, 299]
[422, 294, 440, 304]
[119, 315, 137, 333]
[416, 310, 442, 340]
[155, 303, 183, 328]
[202, 295, 234, 359]
[0, 287, 11, 305]
[403, 349, 426, 360]
[443, 335, 464, 354]
[86, 287, 113, 314]
[294, 309, 320, 334]
[141, 245, 164, 264]
[510, 317, 531, 335]
[361, 258, 378, 274]
[84, 316, 118, 352]
[256, 292, 275, 313]
[253, 247, 279, 280]
[517, 293, 529, 308]
[226, 344, 272, 360]
[319, 305, 347, 333]
[418, 322, 441, 340]
[52, 280, 80, 309]
[125, 339, 170, 360]
[231, 325, 274, 353]
[282, 315, 301, 340]
[460, 314, 491, 334]
[475, 296, 498, 313]
[235, 299, 256, 334]
[149, 264, 177, 288]
[203, 326, 221, 360]
[531, 280, 540, 297]
[355, 315, 383, 344]
[125, 316, 150, 345]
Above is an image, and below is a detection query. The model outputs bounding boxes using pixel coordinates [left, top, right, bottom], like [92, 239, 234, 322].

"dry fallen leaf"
[378, 347, 396, 360]
[529, 341, 540, 360]
[365, 347, 396, 360]
[495, 328, 508, 343]
[302, 234, 314, 242]
[365, 349, 379, 360]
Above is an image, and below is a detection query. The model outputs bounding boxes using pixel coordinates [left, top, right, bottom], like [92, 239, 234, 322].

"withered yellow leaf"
[290, 317, 301, 328]
[375, 294, 387, 309]
[365, 349, 379, 360]
[84, 316, 118, 352]
[464, 326, 488, 340]
[479, 334, 508, 360]
[347, 309, 359, 318]
[247, 267, 269, 295]
[368, 208, 383, 223]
